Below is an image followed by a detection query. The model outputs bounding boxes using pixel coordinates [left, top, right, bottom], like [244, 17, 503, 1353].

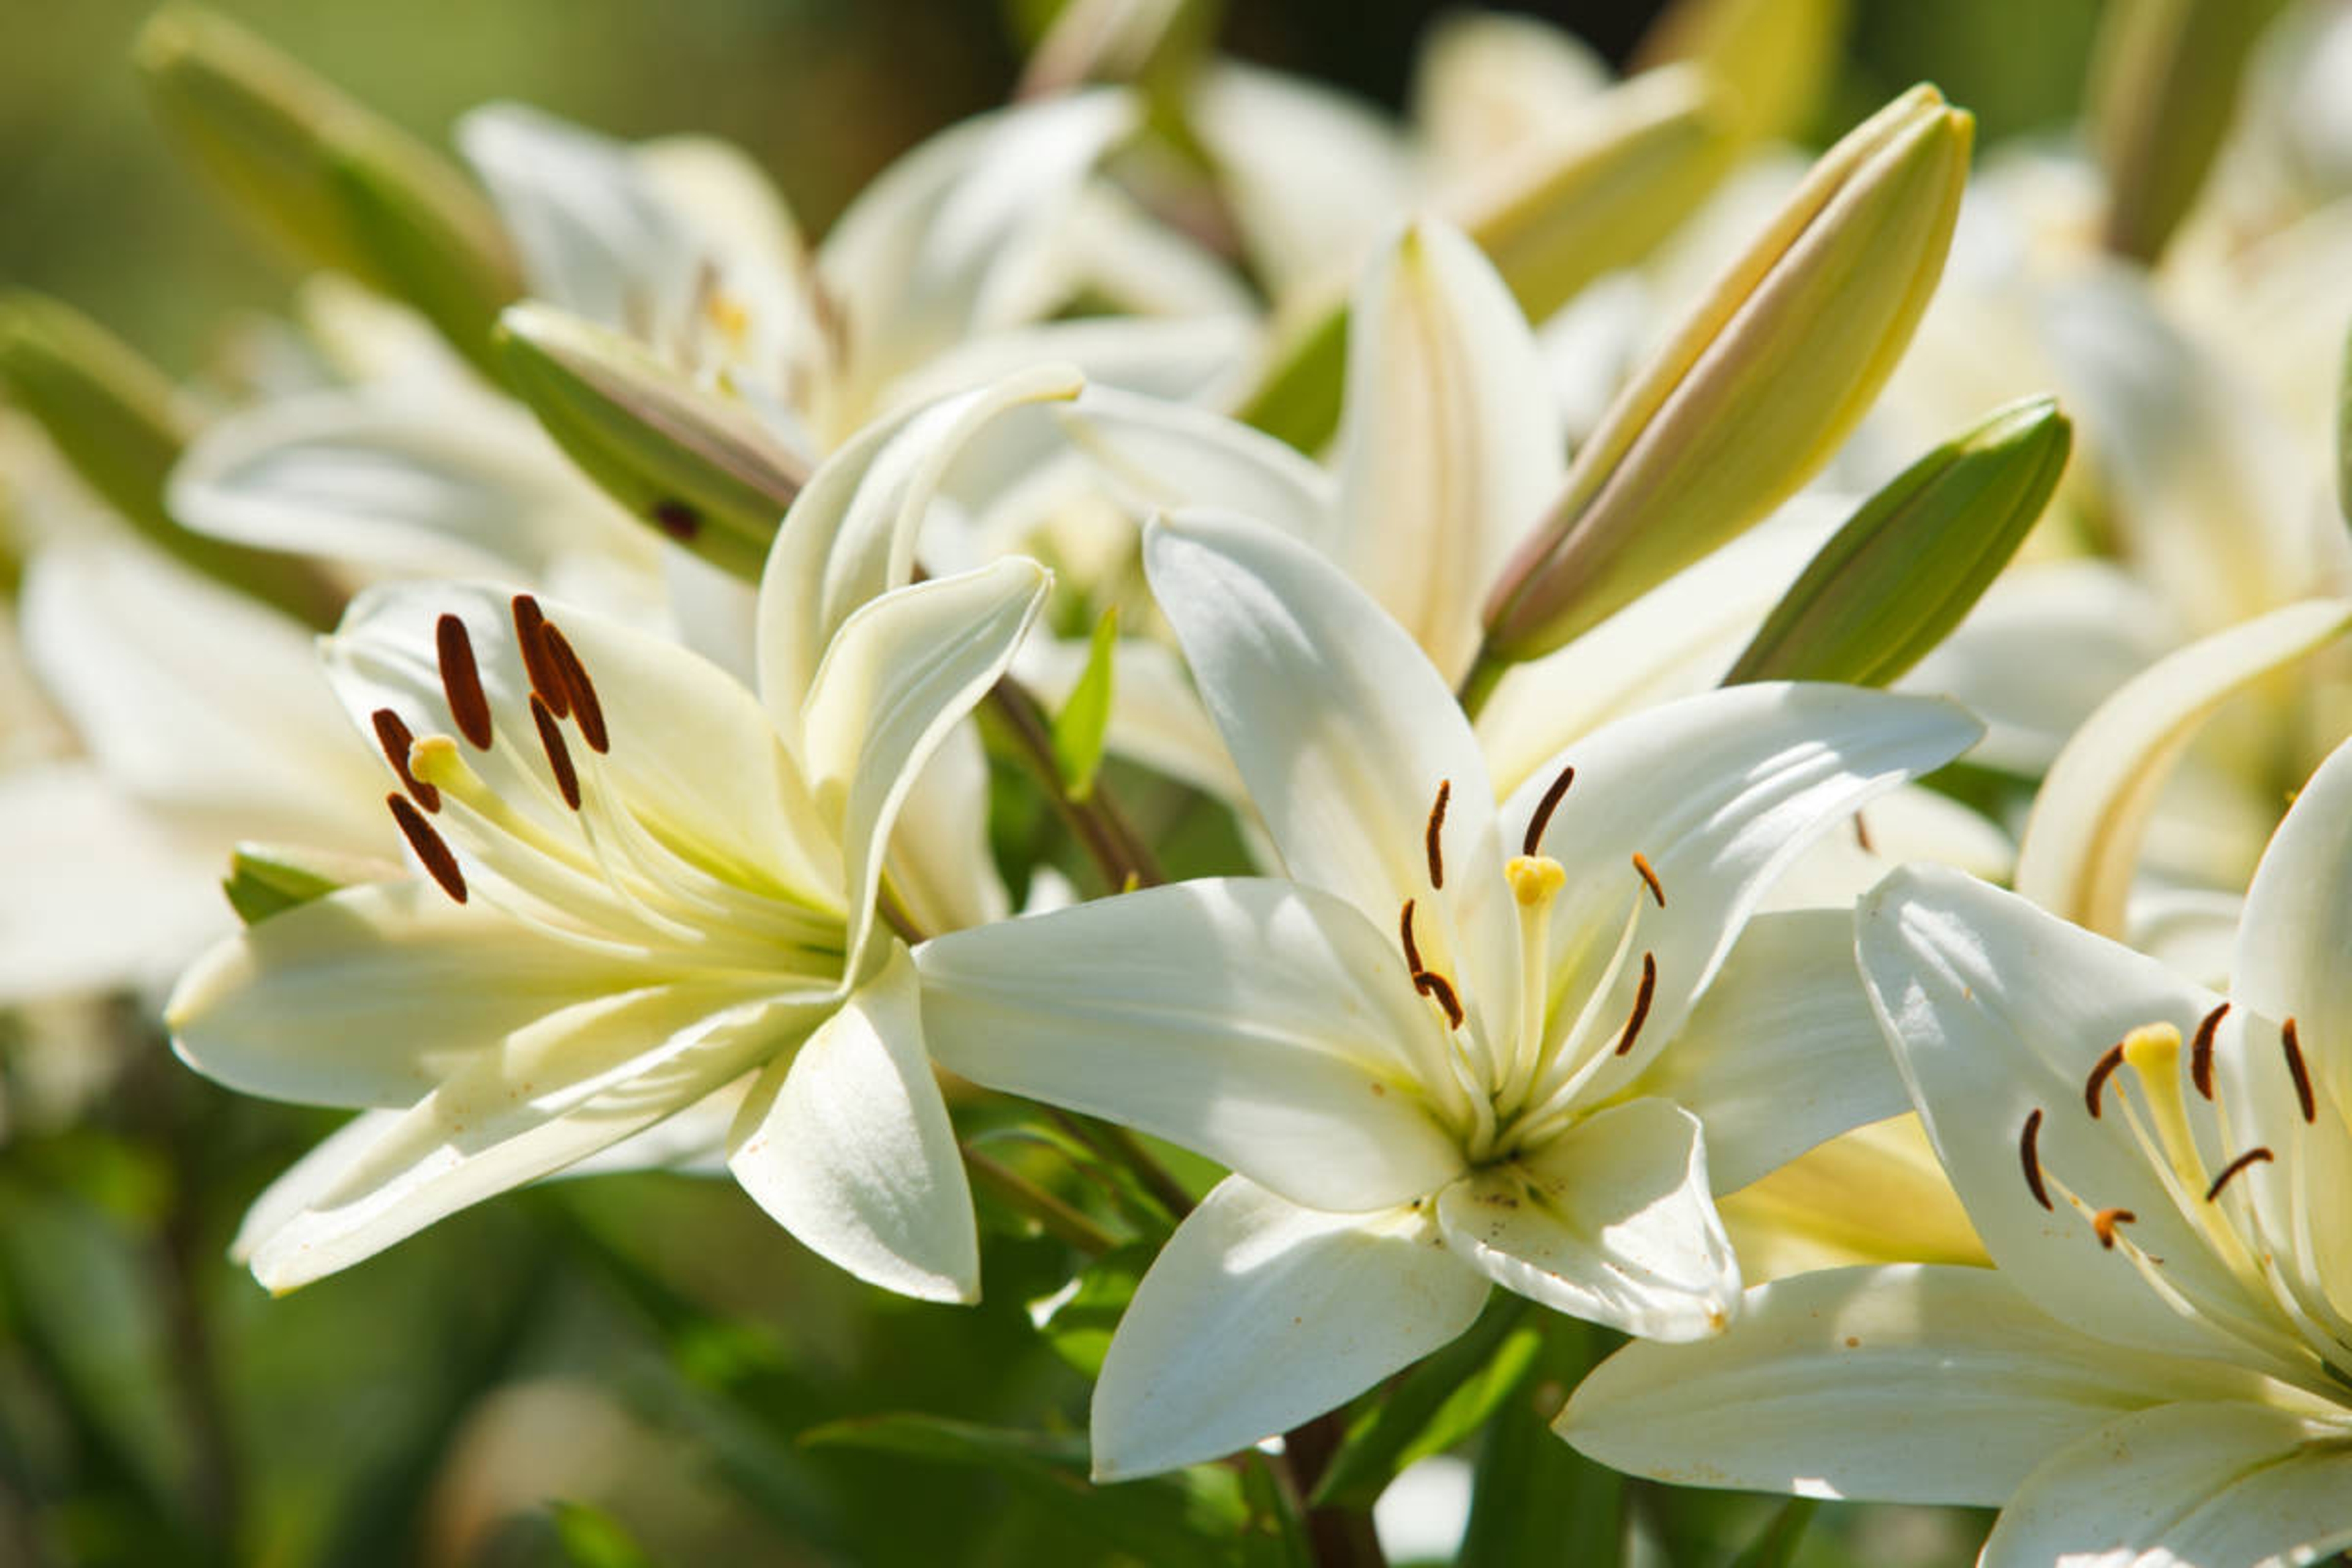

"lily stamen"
[2282, 1019, 2317, 1123]
[1398, 897, 1426, 974]
[1522, 763, 1574, 856]
[1425, 780, 1450, 889]
[2019, 1107, 2052, 1210]
[435, 613, 494, 750]
[512, 594, 570, 720]
[1613, 952, 1657, 1056]
[2085, 1039, 2129, 1118]
[372, 707, 440, 812]
[2204, 1147, 2275, 1203]
[2191, 1003, 2229, 1100]
[1415, 970, 1465, 1030]
[2090, 1206, 2137, 1249]
[385, 792, 466, 904]
[1632, 853, 1665, 908]
[530, 693, 582, 810]
[541, 621, 609, 753]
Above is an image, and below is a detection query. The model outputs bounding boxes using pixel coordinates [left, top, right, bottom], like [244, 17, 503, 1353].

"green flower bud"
[1478, 84, 1972, 668]
[496, 303, 809, 582]
[1724, 396, 2071, 688]
[0, 293, 341, 627]
[137, 6, 519, 374]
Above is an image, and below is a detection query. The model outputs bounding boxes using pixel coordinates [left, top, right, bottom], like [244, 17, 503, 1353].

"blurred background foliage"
[0, 1, 2112, 1564]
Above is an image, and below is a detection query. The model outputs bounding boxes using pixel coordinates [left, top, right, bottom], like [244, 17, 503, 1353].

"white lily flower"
[1564, 729, 2352, 1566]
[165, 534, 1050, 1301]
[915, 510, 1981, 1477]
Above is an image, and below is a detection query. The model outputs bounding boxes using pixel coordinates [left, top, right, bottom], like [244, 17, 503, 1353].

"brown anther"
[2282, 1017, 2317, 1123]
[1614, 952, 1658, 1056]
[1414, 969, 1464, 1030]
[651, 499, 700, 541]
[435, 614, 494, 750]
[2084, 1040, 2129, 1119]
[386, 792, 466, 904]
[2191, 1003, 2229, 1101]
[370, 707, 440, 813]
[1425, 780, 1450, 889]
[2090, 1207, 2136, 1250]
[540, 622, 609, 754]
[1852, 810, 1875, 855]
[530, 693, 581, 810]
[2019, 1108, 2052, 1211]
[1398, 899, 1426, 976]
[1632, 852, 1665, 908]
[511, 595, 570, 719]
[2203, 1147, 2274, 1203]
[1523, 764, 1574, 857]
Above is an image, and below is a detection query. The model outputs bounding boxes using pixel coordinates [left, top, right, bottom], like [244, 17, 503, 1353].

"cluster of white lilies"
[9, 2, 2352, 1563]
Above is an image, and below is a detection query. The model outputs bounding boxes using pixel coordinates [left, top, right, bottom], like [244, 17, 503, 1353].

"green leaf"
[1050, 606, 1120, 803]
[1457, 1320, 1624, 1568]
[496, 303, 807, 582]
[550, 1502, 660, 1568]
[1724, 395, 2070, 688]
[1035, 1241, 1155, 1379]
[1235, 306, 1350, 456]
[1311, 1294, 1536, 1508]
[800, 1414, 1241, 1568]
[220, 842, 373, 926]
[0, 293, 341, 628]
[1726, 1497, 1820, 1568]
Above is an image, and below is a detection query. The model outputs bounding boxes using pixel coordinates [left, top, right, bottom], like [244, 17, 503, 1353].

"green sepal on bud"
[1477, 83, 1972, 668]
[1724, 395, 2071, 688]
[221, 843, 374, 925]
[1237, 69, 1734, 454]
[136, 6, 521, 377]
[0, 293, 342, 628]
[495, 303, 809, 583]
[2089, 0, 2288, 266]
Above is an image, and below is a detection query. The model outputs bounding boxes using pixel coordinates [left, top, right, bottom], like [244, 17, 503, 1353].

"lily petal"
[1858, 864, 2280, 1366]
[1436, 1096, 1736, 1339]
[1056, 384, 1336, 549]
[726, 946, 976, 1303]
[2013, 597, 2352, 938]
[246, 983, 824, 1290]
[1983, 1400, 2352, 1568]
[1560, 1264, 2281, 1507]
[1330, 219, 1564, 685]
[1090, 1175, 1490, 1480]
[2233, 731, 2352, 1116]
[1143, 510, 1518, 1050]
[917, 878, 1466, 1212]
[798, 560, 1047, 970]
[1635, 909, 1909, 1194]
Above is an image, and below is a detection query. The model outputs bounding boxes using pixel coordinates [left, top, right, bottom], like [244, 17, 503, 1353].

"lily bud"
[496, 303, 810, 582]
[1724, 396, 2070, 688]
[2089, 0, 2288, 265]
[0, 293, 341, 627]
[1238, 69, 1733, 454]
[137, 7, 520, 373]
[1634, 0, 1849, 146]
[1479, 84, 1970, 666]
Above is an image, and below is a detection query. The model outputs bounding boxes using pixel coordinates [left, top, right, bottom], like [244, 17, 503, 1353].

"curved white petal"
[247, 984, 824, 1290]
[1760, 783, 2016, 916]
[167, 881, 682, 1108]
[1858, 865, 2280, 1366]
[758, 368, 1082, 725]
[1983, 1401, 2352, 1568]
[917, 878, 1466, 1213]
[726, 946, 975, 1303]
[1719, 1117, 1986, 1280]
[2014, 597, 2352, 937]
[2234, 732, 2352, 1115]
[1090, 1175, 1489, 1480]
[1560, 1264, 2282, 1508]
[799, 560, 1047, 970]
[1144, 510, 1518, 1050]
[23, 546, 385, 851]
[2124, 887, 2244, 992]
[1056, 385, 1336, 548]
[1635, 909, 1909, 1194]
[1331, 219, 1564, 686]
[1499, 683, 1981, 1086]
[882, 721, 1007, 938]
[1437, 1097, 1736, 1339]
[888, 316, 1254, 420]
[170, 390, 656, 584]
[1410, 10, 1607, 168]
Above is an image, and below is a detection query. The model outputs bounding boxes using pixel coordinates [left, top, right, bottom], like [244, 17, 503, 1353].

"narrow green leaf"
[1726, 1497, 1820, 1568]
[1034, 1240, 1155, 1379]
[496, 303, 808, 581]
[1457, 1320, 1624, 1568]
[1051, 606, 1120, 802]
[1311, 1294, 1536, 1508]
[0, 293, 341, 627]
[550, 1502, 660, 1568]
[800, 1414, 1239, 1568]
[1724, 395, 2070, 688]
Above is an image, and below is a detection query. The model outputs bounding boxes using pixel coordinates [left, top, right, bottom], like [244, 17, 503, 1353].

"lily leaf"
[1460, 1320, 1625, 1568]
[1311, 1294, 1536, 1508]
[550, 1502, 659, 1568]
[1726, 1497, 1820, 1568]
[1035, 1240, 1155, 1379]
[1052, 606, 1120, 802]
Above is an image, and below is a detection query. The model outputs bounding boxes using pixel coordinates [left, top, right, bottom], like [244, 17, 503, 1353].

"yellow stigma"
[2121, 1020, 2181, 1077]
[408, 733, 471, 791]
[706, 290, 751, 346]
[1507, 854, 1566, 908]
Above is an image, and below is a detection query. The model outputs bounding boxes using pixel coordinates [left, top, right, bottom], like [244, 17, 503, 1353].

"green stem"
[1280, 1408, 1387, 1568]
[1455, 644, 1510, 722]
[962, 1146, 1118, 1255]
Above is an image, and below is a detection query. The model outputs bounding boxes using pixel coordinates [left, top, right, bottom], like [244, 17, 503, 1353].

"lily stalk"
[1471, 83, 1971, 687]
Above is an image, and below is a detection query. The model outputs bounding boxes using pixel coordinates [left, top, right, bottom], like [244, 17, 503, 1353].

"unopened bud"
[0, 293, 341, 627]
[1479, 84, 1971, 666]
[137, 7, 520, 374]
[496, 303, 809, 581]
[1724, 396, 2070, 687]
